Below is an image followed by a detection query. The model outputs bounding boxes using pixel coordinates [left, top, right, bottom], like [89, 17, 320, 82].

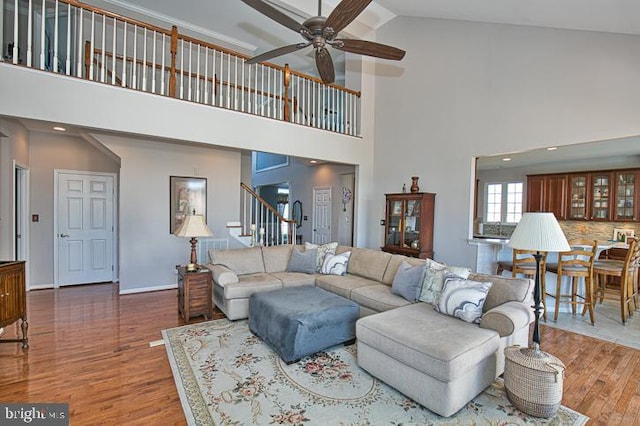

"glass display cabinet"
[615, 170, 639, 221]
[382, 192, 435, 259]
[568, 174, 589, 220]
[591, 172, 612, 220]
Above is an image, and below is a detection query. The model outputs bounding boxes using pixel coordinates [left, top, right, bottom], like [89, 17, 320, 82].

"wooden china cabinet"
[382, 192, 435, 259]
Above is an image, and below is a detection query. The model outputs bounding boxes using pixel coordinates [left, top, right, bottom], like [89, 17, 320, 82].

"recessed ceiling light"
[53, 126, 66, 132]
[310, 160, 317, 164]
[502, 157, 511, 162]
[546, 147, 557, 151]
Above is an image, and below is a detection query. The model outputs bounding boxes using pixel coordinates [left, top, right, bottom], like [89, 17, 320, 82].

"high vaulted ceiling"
[90, 0, 640, 82]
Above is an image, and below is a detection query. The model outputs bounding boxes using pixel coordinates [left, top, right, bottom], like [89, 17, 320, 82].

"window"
[485, 182, 523, 223]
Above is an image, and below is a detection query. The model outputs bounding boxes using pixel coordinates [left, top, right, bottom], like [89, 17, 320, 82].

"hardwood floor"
[0, 283, 638, 425]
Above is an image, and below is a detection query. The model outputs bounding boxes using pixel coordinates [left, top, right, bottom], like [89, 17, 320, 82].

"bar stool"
[546, 239, 597, 325]
[510, 249, 548, 320]
[593, 237, 640, 324]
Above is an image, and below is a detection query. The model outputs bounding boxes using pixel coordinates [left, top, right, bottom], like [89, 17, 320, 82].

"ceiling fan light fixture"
[240, 0, 405, 84]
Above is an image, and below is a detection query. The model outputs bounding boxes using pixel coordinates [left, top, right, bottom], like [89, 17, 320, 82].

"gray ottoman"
[249, 286, 360, 363]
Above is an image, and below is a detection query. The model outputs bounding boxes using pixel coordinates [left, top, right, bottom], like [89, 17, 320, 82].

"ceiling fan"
[240, 0, 405, 84]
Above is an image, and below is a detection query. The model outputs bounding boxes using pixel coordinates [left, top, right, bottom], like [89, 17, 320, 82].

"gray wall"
[374, 16, 640, 267]
[28, 131, 120, 286]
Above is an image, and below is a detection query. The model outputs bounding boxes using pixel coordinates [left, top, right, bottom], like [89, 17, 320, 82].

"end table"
[177, 266, 213, 323]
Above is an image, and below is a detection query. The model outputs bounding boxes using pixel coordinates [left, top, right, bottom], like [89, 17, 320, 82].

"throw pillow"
[320, 251, 351, 276]
[419, 260, 472, 305]
[435, 273, 493, 324]
[391, 261, 426, 302]
[286, 247, 318, 274]
[418, 258, 447, 304]
[305, 241, 339, 272]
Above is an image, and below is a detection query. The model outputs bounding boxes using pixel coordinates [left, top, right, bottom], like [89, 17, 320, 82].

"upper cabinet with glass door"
[591, 172, 613, 221]
[614, 170, 640, 221]
[568, 174, 589, 220]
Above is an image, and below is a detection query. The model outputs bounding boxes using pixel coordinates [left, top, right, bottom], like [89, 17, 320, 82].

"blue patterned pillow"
[320, 251, 351, 276]
[435, 273, 493, 323]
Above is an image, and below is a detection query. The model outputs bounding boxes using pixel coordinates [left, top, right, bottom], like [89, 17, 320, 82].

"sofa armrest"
[208, 264, 239, 286]
[479, 301, 534, 337]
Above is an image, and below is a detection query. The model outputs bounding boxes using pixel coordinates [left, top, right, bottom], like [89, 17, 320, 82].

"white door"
[57, 172, 114, 286]
[312, 187, 332, 244]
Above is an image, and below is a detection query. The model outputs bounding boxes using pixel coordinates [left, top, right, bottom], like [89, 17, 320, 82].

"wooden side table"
[177, 266, 213, 323]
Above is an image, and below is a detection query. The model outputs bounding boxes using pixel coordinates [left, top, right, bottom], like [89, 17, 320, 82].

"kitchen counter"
[468, 237, 511, 274]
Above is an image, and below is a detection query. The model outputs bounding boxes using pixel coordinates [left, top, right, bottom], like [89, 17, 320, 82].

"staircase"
[229, 183, 297, 247]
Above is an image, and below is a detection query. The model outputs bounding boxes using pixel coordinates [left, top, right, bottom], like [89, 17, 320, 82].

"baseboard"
[28, 284, 54, 290]
[119, 284, 177, 295]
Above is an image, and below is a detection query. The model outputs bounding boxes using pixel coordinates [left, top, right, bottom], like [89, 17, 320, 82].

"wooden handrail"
[241, 183, 296, 226]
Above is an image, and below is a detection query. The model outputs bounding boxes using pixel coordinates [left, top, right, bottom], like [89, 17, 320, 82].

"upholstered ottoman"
[249, 286, 360, 363]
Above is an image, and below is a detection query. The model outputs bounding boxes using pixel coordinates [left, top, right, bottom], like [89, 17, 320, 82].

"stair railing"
[240, 183, 296, 246]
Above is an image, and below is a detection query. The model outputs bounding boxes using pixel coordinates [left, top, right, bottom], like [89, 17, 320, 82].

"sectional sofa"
[206, 244, 534, 417]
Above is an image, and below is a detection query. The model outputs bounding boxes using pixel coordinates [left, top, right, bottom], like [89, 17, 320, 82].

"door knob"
[60, 234, 70, 238]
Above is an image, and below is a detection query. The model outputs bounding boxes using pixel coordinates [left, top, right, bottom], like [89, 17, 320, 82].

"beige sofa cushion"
[468, 273, 533, 312]
[382, 255, 424, 285]
[269, 271, 316, 288]
[208, 264, 238, 286]
[347, 248, 392, 282]
[351, 284, 413, 313]
[210, 247, 265, 275]
[356, 303, 500, 382]
[223, 273, 282, 299]
[480, 301, 534, 337]
[315, 274, 377, 299]
[262, 245, 293, 273]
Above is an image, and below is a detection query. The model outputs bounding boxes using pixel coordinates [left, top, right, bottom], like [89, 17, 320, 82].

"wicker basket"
[504, 344, 566, 418]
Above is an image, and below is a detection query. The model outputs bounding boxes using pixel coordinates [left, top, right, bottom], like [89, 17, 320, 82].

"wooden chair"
[593, 237, 640, 324]
[546, 239, 597, 325]
[509, 249, 548, 320]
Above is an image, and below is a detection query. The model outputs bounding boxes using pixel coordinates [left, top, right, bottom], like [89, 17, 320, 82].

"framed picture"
[613, 228, 635, 243]
[170, 176, 207, 234]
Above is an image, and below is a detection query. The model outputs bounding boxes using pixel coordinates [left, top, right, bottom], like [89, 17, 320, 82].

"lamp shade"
[174, 214, 213, 238]
[507, 212, 570, 252]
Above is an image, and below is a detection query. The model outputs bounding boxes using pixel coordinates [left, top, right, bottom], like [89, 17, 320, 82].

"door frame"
[13, 161, 30, 289]
[53, 169, 118, 288]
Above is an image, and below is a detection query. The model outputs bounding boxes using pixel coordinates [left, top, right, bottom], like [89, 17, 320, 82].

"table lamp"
[504, 212, 570, 418]
[174, 213, 212, 271]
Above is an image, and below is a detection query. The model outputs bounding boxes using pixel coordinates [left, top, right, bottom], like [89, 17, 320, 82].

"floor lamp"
[174, 214, 213, 271]
[504, 212, 570, 418]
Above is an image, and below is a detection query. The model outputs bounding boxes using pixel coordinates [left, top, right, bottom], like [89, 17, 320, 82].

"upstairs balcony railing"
[2, 0, 361, 136]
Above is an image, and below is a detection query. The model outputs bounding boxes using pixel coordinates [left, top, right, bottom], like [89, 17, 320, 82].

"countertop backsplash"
[560, 221, 640, 242]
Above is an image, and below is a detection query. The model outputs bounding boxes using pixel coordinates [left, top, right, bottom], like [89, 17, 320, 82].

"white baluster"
[179, 39, 184, 99]
[27, 0, 33, 67]
[142, 27, 147, 91]
[226, 53, 231, 109]
[151, 31, 156, 92]
[89, 12, 95, 79]
[195, 44, 201, 103]
[111, 17, 116, 84]
[76, 7, 83, 77]
[234, 55, 238, 110]
[132, 25, 137, 89]
[203, 46, 208, 104]
[53, 0, 59, 72]
[161, 33, 166, 95]
[100, 14, 106, 82]
[121, 22, 127, 87]
[241, 58, 245, 112]
[187, 41, 192, 101]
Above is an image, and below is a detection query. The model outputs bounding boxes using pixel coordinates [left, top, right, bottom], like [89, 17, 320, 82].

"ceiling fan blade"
[315, 48, 335, 84]
[240, 0, 304, 33]
[333, 39, 406, 60]
[325, 0, 373, 34]
[246, 43, 309, 65]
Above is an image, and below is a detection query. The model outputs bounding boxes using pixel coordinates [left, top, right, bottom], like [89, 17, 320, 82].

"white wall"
[375, 17, 640, 267]
[96, 135, 241, 293]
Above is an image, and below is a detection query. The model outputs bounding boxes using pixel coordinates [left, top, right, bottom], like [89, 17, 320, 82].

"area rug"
[162, 319, 588, 425]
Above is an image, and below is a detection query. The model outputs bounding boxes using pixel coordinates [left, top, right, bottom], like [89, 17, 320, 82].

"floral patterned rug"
[162, 319, 588, 425]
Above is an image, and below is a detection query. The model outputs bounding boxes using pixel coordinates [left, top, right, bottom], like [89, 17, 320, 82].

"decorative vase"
[410, 176, 420, 193]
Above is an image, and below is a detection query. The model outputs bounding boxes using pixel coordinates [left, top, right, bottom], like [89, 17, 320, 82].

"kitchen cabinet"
[528, 168, 640, 223]
[526, 174, 567, 219]
[382, 192, 435, 259]
[614, 170, 640, 221]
